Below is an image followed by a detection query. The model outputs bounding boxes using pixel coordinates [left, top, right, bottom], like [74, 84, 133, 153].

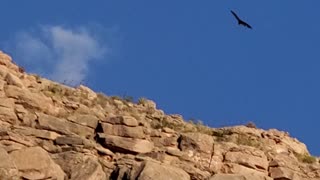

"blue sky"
[0, 1, 319, 155]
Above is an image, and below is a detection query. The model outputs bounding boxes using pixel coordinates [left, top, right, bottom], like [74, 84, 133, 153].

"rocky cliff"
[0, 51, 319, 180]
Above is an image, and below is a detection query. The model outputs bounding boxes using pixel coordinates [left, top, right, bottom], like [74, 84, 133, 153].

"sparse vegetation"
[150, 118, 182, 131]
[185, 119, 213, 135]
[42, 83, 65, 98]
[137, 97, 147, 105]
[122, 95, 134, 103]
[150, 117, 215, 135]
[93, 93, 110, 108]
[212, 129, 233, 142]
[110, 95, 134, 103]
[294, 152, 317, 164]
[236, 134, 261, 148]
[245, 121, 257, 129]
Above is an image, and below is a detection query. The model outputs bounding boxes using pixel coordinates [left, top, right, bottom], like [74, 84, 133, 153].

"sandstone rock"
[0, 106, 18, 124]
[9, 146, 65, 180]
[0, 51, 21, 73]
[99, 134, 154, 154]
[55, 136, 84, 145]
[5, 85, 55, 114]
[166, 147, 183, 157]
[269, 153, 301, 172]
[95, 145, 115, 156]
[0, 147, 16, 169]
[52, 152, 106, 180]
[0, 140, 26, 152]
[67, 114, 99, 129]
[13, 126, 61, 140]
[163, 127, 175, 133]
[110, 163, 143, 180]
[0, 50, 318, 180]
[269, 166, 300, 179]
[104, 116, 138, 127]
[224, 148, 268, 171]
[179, 133, 214, 154]
[37, 113, 94, 138]
[263, 129, 308, 155]
[78, 85, 97, 100]
[0, 98, 15, 108]
[221, 163, 269, 179]
[5, 73, 24, 88]
[0, 79, 5, 90]
[14, 104, 27, 114]
[174, 161, 211, 180]
[152, 135, 179, 147]
[0, 65, 8, 78]
[137, 160, 190, 180]
[100, 122, 145, 139]
[139, 99, 157, 109]
[17, 111, 37, 127]
[210, 174, 272, 180]
[70, 156, 106, 180]
[5, 131, 36, 147]
[225, 126, 263, 138]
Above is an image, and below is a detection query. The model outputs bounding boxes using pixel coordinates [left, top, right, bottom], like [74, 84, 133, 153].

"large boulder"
[0, 147, 19, 179]
[100, 122, 145, 139]
[137, 160, 190, 180]
[5, 85, 57, 115]
[13, 126, 61, 140]
[9, 146, 65, 180]
[99, 134, 154, 154]
[5, 73, 24, 88]
[0, 106, 17, 124]
[67, 114, 99, 129]
[224, 147, 269, 171]
[37, 113, 94, 138]
[210, 174, 272, 180]
[52, 152, 106, 180]
[103, 116, 139, 127]
[179, 133, 214, 154]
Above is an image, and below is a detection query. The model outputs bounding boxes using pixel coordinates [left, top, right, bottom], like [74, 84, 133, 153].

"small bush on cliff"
[187, 119, 213, 135]
[42, 83, 65, 98]
[236, 134, 261, 148]
[294, 152, 317, 164]
[245, 121, 257, 129]
[137, 97, 147, 105]
[151, 119, 182, 131]
[93, 93, 110, 108]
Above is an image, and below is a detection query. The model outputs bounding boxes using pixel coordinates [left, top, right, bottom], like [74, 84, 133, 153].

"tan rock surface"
[137, 160, 190, 180]
[10, 146, 65, 180]
[0, 51, 318, 180]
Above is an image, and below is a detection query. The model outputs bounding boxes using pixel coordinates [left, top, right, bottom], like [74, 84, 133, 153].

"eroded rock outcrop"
[0, 51, 319, 179]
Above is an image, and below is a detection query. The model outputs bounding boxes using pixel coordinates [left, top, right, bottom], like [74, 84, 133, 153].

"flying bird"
[231, 10, 252, 29]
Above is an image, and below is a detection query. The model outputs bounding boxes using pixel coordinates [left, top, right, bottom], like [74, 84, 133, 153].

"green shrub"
[294, 152, 317, 164]
[93, 93, 110, 108]
[245, 121, 257, 128]
[236, 134, 261, 148]
[137, 97, 147, 105]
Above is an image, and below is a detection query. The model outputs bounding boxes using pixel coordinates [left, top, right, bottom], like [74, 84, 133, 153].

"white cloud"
[8, 25, 108, 85]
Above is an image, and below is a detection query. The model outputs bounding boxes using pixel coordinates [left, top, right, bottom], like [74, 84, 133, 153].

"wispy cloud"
[7, 25, 109, 85]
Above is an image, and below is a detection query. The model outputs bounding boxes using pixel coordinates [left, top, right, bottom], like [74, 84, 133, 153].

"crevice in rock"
[177, 135, 183, 151]
[94, 122, 104, 145]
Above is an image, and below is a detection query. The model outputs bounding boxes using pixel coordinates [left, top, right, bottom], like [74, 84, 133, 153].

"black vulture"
[231, 10, 252, 29]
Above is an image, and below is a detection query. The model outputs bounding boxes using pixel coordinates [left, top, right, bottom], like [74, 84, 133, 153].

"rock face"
[10, 146, 65, 179]
[137, 160, 190, 180]
[0, 50, 319, 179]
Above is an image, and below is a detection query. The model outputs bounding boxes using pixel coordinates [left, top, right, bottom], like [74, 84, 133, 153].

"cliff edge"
[0, 51, 319, 180]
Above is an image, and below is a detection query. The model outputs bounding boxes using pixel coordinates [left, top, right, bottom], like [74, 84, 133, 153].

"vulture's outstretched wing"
[231, 10, 252, 29]
[241, 21, 252, 29]
[231, 10, 240, 21]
